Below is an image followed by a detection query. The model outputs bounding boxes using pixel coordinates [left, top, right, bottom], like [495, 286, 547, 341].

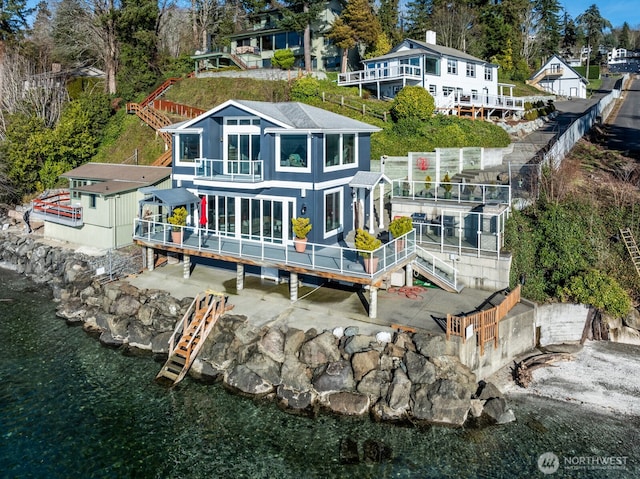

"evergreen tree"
[117, 0, 161, 100]
[405, 0, 431, 40]
[279, 0, 325, 72]
[378, 0, 402, 45]
[535, 0, 561, 60]
[560, 11, 577, 57]
[618, 22, 632, 50]
[0, 0, 33, 43]
[577, 4, 611, 76]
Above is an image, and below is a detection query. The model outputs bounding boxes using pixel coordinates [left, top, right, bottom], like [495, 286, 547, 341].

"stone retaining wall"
[0, 226, 515, 427]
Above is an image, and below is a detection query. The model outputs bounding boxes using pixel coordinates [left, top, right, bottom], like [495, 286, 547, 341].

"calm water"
[1, 267, 638, 479]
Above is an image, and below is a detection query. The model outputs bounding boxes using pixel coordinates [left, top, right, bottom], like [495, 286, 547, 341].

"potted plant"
[442, 173, 453, 199]
[388, 216, 413, 252]
[355, 228, 382, 274]
[167, 206, 188, 243]
[291, 217, 312, 252]
[424, 175, 433, 197]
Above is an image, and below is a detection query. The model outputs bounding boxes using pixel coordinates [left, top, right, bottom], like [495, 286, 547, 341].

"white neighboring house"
[337, 31, 523, 118]
[608, 48, 628, 65]
[528, 54, 588, 99]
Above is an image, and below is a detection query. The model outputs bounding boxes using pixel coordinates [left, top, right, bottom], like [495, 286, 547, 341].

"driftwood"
[514, 352, 573, 388]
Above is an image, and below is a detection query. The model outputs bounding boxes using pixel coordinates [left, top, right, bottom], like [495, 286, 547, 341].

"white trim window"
[466, 63, 476, 77]
[275, 133, 311, 173]
[325, 133, 357, 170]
[447, 59, 457, 75]
[223, 117, 261, 175]
[484, 67, 493, 81]
[176, 133, 201, 164]
[428, 84, 437, 96]
[324, 187, 343, 237]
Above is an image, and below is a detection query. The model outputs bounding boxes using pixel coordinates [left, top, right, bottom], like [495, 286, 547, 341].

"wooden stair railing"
[620, 228, 640, 278]
[156, 291, 234, 386]
[152, 149, 173, 167]
[140, 77, 182, 108]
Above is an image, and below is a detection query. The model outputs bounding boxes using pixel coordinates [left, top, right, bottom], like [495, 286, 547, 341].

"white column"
[146, 247, 154, 271]
[183, 254, 190, 279]
[405, 264, 413, 287]
[236, 263, 244, 292]
[378, 183, 385, 230]
[368, 188, 375, 234]
[290, 272, 298, 302]
[369, 286, 378, 319]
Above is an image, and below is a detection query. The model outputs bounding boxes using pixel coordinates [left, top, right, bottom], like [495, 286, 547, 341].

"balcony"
[133, 218, 416, 283]
[338, 65, 422, 86]
[194, 158, 264, 183]
[31, 191, 83, 227]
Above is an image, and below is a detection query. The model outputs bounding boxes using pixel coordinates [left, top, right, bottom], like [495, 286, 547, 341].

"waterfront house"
[31, 163, 171, 250]
[192, 1, 343, 72]
[337, 32, 524, 119]
[527, 54, 588, 99]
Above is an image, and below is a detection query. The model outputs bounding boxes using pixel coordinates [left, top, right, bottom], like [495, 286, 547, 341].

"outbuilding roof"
[61, 163, 170, 196]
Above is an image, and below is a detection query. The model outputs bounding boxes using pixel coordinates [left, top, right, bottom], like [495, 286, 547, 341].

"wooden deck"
[134, 219, 415, 286]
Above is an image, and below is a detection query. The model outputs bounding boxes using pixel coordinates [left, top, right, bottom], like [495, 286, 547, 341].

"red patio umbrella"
[199, 196, 207, 226]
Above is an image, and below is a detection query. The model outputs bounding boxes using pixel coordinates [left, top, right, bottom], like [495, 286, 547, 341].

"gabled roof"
[162, 100, 381, 133]
[61, 163, 170, 196]
[349, 171, 391, 188]
[142, 188, 200, 210]
[530, 54, 588, 84]
[364, 39, 495, 66]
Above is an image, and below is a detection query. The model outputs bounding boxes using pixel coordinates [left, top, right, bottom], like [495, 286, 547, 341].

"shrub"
[167, 207, 188, 231]
[389, 216, 413, 238]
[291, 75, 320, 101]
[291, 217, 312, 239]
[559, 270, 631, 318]
[355, 229, 381, 257]
[272, 49, 295, 70]
[390, 86, 435, 122]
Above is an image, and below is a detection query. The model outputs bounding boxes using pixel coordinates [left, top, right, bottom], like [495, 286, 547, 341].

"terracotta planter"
[171, 230, 183, 244]
[363, 256, 379, 274]
[395, 239, 405, 253]
[294, 237, 307, 253]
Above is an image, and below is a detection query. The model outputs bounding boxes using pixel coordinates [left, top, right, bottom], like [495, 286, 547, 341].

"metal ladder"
[620, 228, 640, 277]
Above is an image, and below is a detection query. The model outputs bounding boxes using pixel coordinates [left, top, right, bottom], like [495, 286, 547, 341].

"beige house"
[32, 163, 171, 250]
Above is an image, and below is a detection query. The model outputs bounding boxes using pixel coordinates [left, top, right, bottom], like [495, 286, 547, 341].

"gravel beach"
[491, 341, 640, 417]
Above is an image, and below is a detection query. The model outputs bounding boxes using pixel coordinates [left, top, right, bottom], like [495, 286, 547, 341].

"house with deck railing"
[337, 31, 524, 119]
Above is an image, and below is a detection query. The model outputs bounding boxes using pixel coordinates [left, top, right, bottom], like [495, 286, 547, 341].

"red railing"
[446, 284, 521, 355]
[32, 191, 83, 226]
[140, 77, 181, 108]
[151, 99, 206, 118]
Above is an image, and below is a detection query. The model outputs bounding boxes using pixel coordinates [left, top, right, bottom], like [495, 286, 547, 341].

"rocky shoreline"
[0, 225, 514, 427]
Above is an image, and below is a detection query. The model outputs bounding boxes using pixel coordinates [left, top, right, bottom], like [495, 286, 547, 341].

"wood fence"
[321, 92, 389, 122]
[446, 284, 521, 355]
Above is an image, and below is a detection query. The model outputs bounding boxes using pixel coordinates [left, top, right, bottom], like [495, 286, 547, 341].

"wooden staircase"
[156, 291, 234, 386]
[620, 228, 640, 278]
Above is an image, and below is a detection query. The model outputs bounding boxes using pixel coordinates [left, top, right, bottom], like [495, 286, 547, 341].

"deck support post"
[369, 286, 378, 319]
[146, 247, 154, 271]
[405, 264, 413, 287]
[183, 254, 191, 279]
[290, 272, 298, 302]
[236, 264, 244, 291]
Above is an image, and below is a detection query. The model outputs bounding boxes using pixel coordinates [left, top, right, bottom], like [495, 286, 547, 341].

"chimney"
[425, 31, 436, 45]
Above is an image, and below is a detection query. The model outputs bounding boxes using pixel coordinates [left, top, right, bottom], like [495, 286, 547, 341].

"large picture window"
[178, 134, 200, 162]
[325, 133, 356, 168]
[324, 189, 342, 235]
[279, 134, 308, 168]
[224, 118, 261, 175]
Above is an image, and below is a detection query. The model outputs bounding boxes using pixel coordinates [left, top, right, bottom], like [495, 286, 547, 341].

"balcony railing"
[437, 91, 525, 111]
[338, 65, 422, 85]
[392, 180, 511, 205]
[194, 158, 264, 182]
[133, 219, 416, 280]
[31, 192, 83, 227]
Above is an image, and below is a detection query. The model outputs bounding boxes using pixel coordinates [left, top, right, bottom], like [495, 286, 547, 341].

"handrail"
[414, 245, 459, 291]
[140, 77, 181, 108]
[31, 194, 83, 225]
[446, 284, 521, 355]
[195, 158, 263, 181]
[151, 99, 206, 118]
[134, 219, 416, 279]
[392, 179, 511, 205]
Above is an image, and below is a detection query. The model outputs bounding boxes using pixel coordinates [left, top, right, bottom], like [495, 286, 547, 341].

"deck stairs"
[620, 228, 640, 278]
[156, 291, 234, 386]
[412, 245, 463, 293]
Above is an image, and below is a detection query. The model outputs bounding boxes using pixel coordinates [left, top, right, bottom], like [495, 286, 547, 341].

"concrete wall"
[536, 302, 589, 346]
[451, 305, 537, 379]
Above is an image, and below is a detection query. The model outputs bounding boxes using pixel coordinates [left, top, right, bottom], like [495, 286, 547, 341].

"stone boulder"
[339, 438, 360, 464]
[284, 328, 306, 356]
[351, 349, 380, 381]
[411, 379, 471, 426]
[482, 397, 516, 424]
[300, 331, 341, 367]
[413, 333, 452, 358]
[343, 334, 377, 355]
[276, 385, 317, 415]
[405, 350, 436, 385]
[313, 360, 355, 392]
[323, 391, 370, 416]
[386, 368, 412, 412]
[280, 357, 312, 392]
[623, 308, 640, 331]
[363, 439, 392, 462]
[224, 364, 274, 397]
[356, 369, 391, 400]
[244, 352, 281, 385]
[258, 328, 285, 363]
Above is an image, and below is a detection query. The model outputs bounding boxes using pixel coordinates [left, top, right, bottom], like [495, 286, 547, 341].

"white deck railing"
[194, 158, 263, 182]
[338, 65, 422, 85]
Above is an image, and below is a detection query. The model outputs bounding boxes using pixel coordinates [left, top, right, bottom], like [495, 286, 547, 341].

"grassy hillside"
[94, 75, 516, 164]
